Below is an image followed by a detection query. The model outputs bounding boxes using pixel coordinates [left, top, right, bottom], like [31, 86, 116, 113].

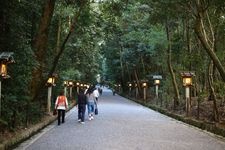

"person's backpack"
[57, 96, 66, 107]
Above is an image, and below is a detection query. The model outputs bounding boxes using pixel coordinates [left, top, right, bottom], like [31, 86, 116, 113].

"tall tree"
[192, 0, 225, 82]
[31, 0, 56, 101]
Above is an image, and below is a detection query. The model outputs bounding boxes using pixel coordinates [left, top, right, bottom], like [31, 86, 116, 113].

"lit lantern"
[76, 82, 80, 93]
[154, 79, 160, 85]
[153, 75, 162, 99]
[47, 76, 55, 85]
[0, 52, 15, 116]
[64, 81, 68, 86]
[181, 72, 194, 87]
[181, 72, 195, 116]
[128, 83, 132, 87]
[46, 74, 57, 86]
[183, 77, 192, 86]
[0, 63, 7, 77]
[68, 81, 74, 87]
[118, 84, 121, 93]
[142, 82, 147, 88]
[46, 75, 56, 113]
[153, 75, 162, 85]
[141, 80, 148, 101]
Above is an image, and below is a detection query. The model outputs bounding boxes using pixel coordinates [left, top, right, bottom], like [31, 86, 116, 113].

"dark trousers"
[57, 109, 65, 125]
[78, 104, 86, 122]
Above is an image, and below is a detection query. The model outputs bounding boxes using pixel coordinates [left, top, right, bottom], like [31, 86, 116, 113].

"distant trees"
[101, 0, 225, 122]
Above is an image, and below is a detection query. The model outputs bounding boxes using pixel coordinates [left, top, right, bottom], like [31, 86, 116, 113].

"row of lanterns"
[47, 78, 90, 90]
[46, 77, 91, 113]
[0, 51, 195, 116]
[114, 73, 194, 116]
[126, 78, 160, 101]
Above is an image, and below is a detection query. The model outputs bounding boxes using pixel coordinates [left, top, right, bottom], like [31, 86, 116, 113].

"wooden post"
[136, 86, 138, 98]
[156, 85, 159, 99]
[64, 86, 67, 97]
[77, 86, 79, 94]
[185, 87, 191, 116]
[0, 80, 1, 117]
[143, 87, 146, 102]
[70, 87, 72, 99]
[47, 86, 52, 113]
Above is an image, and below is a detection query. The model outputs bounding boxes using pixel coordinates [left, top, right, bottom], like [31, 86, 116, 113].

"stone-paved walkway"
[15, 88, 225, 150]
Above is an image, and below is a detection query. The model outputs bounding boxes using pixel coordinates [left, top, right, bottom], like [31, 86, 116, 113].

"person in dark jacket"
[77, 89, 87, 124]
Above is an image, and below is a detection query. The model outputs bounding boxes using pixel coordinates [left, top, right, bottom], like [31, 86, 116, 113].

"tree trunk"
[134, 68, 141, 98]
[119, 44, 125, 83]
[32, 2, 87, 102]
[48, 1, 87, 78]
[56, 18, 61, 54]
[165, 22, 180, 108]
[194, 4, 225, 82]
[141, 55, 146, 76]
[125, 62, 131, 81]
[208, 61, 219, 122]
[31, 0, 56, 101]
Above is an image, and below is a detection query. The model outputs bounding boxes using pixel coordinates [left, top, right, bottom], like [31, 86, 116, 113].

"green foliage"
[61, 69, 81, 80]
[1, 0, 225, 132]
[0, 0, 42, 130]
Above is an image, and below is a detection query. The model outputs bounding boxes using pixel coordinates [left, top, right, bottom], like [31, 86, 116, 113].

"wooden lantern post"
[46, 74, 56, 113]
[142, 81, 147, 102]
[181, 72, 195, 116]
[0, 52, 15, 116]
[153, 75, 162, 100]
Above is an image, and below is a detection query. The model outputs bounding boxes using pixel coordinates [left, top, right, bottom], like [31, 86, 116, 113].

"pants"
[57, 109, 65, 125]
[87, 102, 95, 115]
[78, 104, 86, 122]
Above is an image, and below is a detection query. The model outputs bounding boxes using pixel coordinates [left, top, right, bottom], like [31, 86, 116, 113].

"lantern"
[68, 81, 74, 87]
[142, 82, 147, 87]
[183, 77, 192, 86]
[47, 76, 55, 86]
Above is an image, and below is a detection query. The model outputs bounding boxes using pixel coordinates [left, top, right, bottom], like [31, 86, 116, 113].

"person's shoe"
[81, 122, 85, 124]
[78, 119, 81, 122]
[91, 116, 94, 120]
[88, 117, 91, 121]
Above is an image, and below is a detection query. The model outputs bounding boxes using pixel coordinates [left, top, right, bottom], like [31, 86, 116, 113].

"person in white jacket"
[93, 88, 99, 102]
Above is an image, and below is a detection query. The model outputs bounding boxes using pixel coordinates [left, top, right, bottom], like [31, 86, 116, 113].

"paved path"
[15, 88, 225, 150]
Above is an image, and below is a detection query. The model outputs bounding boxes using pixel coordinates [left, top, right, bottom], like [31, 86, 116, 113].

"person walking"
[77, 89, 87, 124]
[55, 91, 68, 125]
[93, 87, 99, 115]
[98, 87, 103, 96]
[93, 87, 100, 102]
[86, 87, 96, 120]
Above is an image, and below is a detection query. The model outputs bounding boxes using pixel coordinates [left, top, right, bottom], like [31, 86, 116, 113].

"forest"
[0, 0, 225, 142]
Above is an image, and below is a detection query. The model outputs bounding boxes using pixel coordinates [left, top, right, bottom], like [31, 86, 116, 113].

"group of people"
[54, 86, 101, 125]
